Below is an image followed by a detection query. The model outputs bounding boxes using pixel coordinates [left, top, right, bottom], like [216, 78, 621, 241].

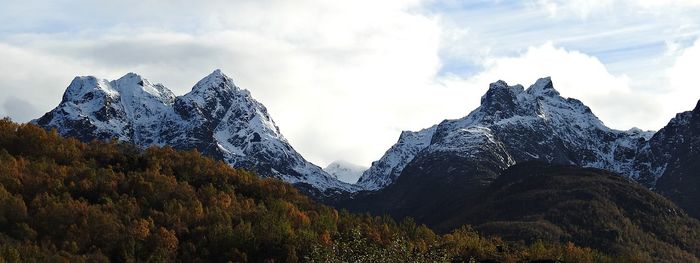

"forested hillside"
[440, 163, 700, 262]
[0, 119, 635, 262]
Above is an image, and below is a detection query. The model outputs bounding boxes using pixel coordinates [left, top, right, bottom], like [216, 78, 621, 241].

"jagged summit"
[34, 70, 356, 197]
[462, 77, 593, 130]
[191, 69, 238, 92]
[480, 77, 557, 106]
[487, 80, 510, 89]
[118, 72, 144, 81]
[527, 76, 559, 96]
[62, 76, 115, 102]
[479, 80, 523, 120]
[115, 72, 155, 92]
[114, 73, 175, 104]
[62, 73, 175, 104]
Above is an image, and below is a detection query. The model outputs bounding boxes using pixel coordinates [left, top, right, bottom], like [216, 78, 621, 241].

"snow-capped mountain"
[360, 77, 657, 190]
[34, 70, 358, 196]
[323, 160, 367, 184]
[337, 77, 700, 226]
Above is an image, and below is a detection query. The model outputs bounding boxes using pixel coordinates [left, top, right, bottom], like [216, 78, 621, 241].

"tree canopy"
[0, 118, 632, 262]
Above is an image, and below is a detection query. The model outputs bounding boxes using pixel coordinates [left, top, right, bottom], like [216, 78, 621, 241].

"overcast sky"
[1, 0, 699, 167]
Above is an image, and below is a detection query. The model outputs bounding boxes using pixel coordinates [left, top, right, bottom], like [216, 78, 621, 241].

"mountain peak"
[204, 69, 230, 82]
[118, 72, 143, 80]
[526, 77, 559, 97]
[115, 72, 151, 87]
[110, 73, 176, 106]
[190, 69, 239, 94]
[62, 75, 117, 103]
[480, 80, 524, 118]
[490, 80, 509, 89]
[114, 72, 149, 89]
[212, 68, 224, 75]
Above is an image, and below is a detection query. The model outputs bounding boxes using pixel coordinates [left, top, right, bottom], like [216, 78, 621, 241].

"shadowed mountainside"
[339, 162, 700, 262]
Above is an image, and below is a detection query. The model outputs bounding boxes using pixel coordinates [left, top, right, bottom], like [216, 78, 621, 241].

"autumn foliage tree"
[0, 118, 626, 262]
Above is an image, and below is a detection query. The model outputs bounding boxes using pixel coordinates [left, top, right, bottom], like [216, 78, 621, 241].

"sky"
[0, 0, 699, 168]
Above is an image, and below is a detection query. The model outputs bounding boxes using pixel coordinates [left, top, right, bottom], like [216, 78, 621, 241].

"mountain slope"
[651, 100, 700, 218]
[34, 70, 356, 196]
[340, 162, 700, 262]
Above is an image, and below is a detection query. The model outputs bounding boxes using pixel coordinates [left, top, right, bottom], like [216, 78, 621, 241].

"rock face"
[34, 70, 357, 196]
[345, 77, 699, 222]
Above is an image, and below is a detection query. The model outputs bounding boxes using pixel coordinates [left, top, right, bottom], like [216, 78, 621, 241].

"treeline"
[0, 118, 631, 262]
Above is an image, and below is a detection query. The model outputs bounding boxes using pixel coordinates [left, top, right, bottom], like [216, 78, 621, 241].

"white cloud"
[666, 39, 700, 114]
[441, 43, 661, 130]
[535, 0, 700, 19]
[634, 0, 700, 9]
[535, 0, 615, 19]
[0, 42, 113, 122]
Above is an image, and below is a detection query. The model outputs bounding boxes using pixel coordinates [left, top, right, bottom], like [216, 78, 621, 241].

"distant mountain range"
[32, 71, 699, 221]
[323, 160, 367, 184]
[23, 70, 700, 261]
